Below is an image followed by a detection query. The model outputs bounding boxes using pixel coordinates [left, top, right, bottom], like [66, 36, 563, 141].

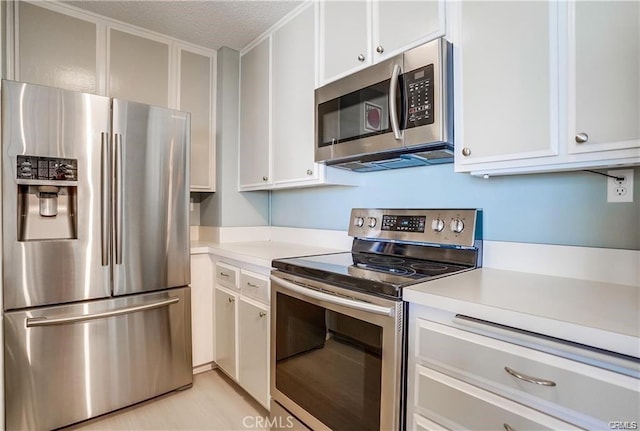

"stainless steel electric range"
[269, 208, 483, 431]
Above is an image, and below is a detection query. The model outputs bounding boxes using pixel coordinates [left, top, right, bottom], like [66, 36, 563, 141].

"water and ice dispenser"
[16, 155, 78, 241]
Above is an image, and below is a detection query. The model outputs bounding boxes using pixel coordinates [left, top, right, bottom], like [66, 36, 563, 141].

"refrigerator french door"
[1, 80, 192, 431]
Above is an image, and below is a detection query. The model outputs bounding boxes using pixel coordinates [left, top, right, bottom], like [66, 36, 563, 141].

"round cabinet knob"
[575, 132, 589, 144]
[354, 217, 365, 228]
[376, 45, 384, 54]
[259, 311, 267, 318]
[450, 218, 465, 234]
[357, 54, 365, 62]
[462, 147, 472, 157]
[227, 297, 235, 303]
[431, 218, 445, 232]
[306, 169, 313, 176]
[367, 217, 377, 228]
[262, 176, 268, 181]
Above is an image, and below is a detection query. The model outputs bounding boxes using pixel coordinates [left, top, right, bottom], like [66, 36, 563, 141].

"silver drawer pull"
[504, 423, 515, 431]
[504, 366, 556, 387]
[219, 272, 229, 277]
[246, 282, 260, 288]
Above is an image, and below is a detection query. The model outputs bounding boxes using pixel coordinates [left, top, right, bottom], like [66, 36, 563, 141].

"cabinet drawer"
[415, 319, 640, 426]
[415, 366, 580, 430]
[215, 262, 239, 289]
[240, 271, 269, 304]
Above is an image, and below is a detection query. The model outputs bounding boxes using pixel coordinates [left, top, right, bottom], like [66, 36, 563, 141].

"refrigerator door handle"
[25, 296, 180, 327]
[114, 133, 123, 265]
[101, 132, 110, 266]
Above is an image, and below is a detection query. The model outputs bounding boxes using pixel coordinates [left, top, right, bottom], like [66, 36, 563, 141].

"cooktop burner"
[271, 251, 472, 299]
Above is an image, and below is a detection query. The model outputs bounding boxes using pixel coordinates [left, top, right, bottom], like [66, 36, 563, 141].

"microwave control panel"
[405, 64, 435, 128]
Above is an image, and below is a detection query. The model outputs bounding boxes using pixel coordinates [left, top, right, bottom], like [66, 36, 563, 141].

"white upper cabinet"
[14, 2, 98, 93]
[108, 28, 170, 108]
[568, 1, 640, 155]
[239, 37, 271, 188]
[10, 2, 218, 191]
[453, 1, 558, 169]
[453, 0, 640, 176]
[319, 1, 370, 83]
[271, 4, 317, 184]
[179, 47, 217, 192]
[239, 3, 358, 191]
[319, 0, 445, 85]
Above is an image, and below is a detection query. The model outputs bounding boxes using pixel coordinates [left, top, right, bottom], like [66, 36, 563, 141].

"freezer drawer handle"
[26, 297, 180, 327]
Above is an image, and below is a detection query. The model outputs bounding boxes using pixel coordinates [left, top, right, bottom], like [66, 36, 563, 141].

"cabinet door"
[569, 1, 640, 154]
[272, 5, 318, 185]
[180, 48, 216, 191]
[190, 254, 214, 367]
[320, 1, 370, 83]
[374, 0, 443, 61]
[16, 2, 97, 93]
[239, 38, 271, 188]
[238, 298, 269, 408]
[109, 28, 169, 107]
[214, 287, 237, 379]
[454, 1, 558, 170]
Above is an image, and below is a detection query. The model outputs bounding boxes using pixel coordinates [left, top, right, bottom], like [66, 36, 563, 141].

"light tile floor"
[63, 369, 269, 431]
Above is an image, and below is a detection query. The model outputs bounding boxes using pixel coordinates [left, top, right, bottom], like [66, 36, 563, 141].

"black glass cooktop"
[272, 252, 472, 299]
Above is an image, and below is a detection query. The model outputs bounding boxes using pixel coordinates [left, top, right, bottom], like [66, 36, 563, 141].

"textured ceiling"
[63, 0, 304, 51]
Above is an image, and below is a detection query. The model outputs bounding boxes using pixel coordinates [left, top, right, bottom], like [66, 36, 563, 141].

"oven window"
[275, 292, 382, 431]
[317, 80, 394, 147]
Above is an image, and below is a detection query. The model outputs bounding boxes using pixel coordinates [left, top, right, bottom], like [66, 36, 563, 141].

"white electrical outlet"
[607, 169, 634, 203]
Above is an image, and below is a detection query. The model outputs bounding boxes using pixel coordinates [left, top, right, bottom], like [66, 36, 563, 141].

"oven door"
[270, 271, 404, 431]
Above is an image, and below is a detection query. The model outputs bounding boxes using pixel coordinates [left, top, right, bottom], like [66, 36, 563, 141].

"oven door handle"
[271, 275, 396, 317]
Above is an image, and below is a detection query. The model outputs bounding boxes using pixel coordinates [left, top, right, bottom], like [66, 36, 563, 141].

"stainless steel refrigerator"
[1, 80, 193, 430]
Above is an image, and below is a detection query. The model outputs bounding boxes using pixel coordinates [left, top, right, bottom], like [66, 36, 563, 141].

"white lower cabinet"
[214, 286, 238, 378]
[190, 254, 214, 368]
[213, 260, 270, 409]
[238, 297, 269, 408]
[407, 304, 640, 430]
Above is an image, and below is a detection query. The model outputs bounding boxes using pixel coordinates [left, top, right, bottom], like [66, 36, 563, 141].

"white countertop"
[404, 268, 640, 358]
[191, 240, 346, 268]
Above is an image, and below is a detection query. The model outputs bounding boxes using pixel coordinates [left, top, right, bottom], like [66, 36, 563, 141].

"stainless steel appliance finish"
[270, 272, 404, 431]
[270, 208, 482, 430]
[4, 288, 192, 431]
[315, 38, 453, 172]
[1, 80, 192, 431]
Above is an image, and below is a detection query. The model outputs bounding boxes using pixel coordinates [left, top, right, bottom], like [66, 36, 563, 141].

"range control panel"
[16, 156, 78, 182]
[348, 208, 481, 247]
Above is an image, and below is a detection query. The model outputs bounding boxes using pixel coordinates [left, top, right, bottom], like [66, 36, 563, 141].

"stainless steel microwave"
[315, 38, 453, 172]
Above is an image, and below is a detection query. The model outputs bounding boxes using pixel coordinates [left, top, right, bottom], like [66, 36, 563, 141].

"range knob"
[450, 218, 465, 234]
[354, 217, 365, 228]
[367, 217, 377, 228]
[431, 218, 445, 232]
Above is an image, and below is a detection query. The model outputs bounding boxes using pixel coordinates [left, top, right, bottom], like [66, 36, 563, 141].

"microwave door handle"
[389, 63, 403, 141]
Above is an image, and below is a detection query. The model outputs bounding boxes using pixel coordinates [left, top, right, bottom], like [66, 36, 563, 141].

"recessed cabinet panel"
[109, 29, 169, 107]
[17, 3, 97, 93]
[375, 1, 442, 60]
[181, 49, 215, 191]
[571, 1, 640, 153]
[272, 5, 317, 184]
[238, 298, 269, 408]
[320, 1, 370, 82]
[239, 38, 270, 188]
[456, 1, 556, 165]
[190, 254, 214, 367]
[214, 287, 237, 379]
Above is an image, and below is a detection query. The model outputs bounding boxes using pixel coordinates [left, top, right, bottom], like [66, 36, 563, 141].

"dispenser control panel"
[17, 156, 78, 182]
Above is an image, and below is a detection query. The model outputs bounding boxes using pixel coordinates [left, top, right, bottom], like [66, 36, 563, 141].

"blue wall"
[271, 165, 640, 250]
